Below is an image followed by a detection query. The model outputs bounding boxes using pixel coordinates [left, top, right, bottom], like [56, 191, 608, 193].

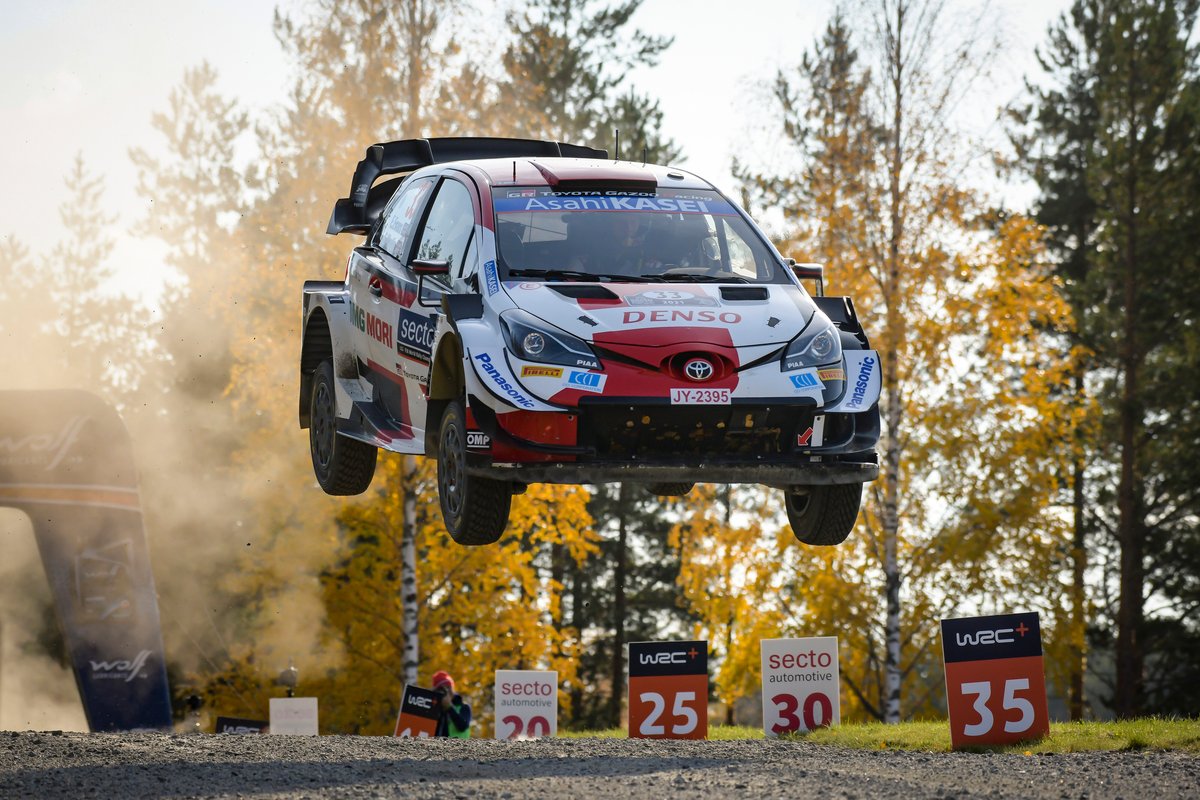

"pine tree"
[1015, 0, 1200, 717]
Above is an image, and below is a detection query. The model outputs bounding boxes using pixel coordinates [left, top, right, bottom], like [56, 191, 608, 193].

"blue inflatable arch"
[0, 391, 172, 731]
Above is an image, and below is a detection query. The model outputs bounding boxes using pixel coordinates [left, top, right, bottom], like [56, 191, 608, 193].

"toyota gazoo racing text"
[299, 138, 881, 546]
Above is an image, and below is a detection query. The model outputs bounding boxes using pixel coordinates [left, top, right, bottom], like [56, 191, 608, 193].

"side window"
[414, 179, 476, 272]
[377, 177, 435, 258]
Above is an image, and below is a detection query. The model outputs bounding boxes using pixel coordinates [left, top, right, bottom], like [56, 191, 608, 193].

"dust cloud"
[0, 508, 88, 731]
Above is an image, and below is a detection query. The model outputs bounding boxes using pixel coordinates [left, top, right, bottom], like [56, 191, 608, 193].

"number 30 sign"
[760, 637, 840, 736]
[940, 612, 1049, 749]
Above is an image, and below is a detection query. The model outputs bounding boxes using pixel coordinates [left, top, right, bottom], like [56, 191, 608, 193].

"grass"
[557, 719, 1200, 753]
[803, 718, 1200, 753]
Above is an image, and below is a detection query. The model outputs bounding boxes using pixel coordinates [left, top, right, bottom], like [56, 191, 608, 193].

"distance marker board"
[394, 684, 440, 738]
[628, 640, 707, 740]
[760, 637, 840, 736]
[941, 612, 1049, 749]
[495, 670, 557, 739]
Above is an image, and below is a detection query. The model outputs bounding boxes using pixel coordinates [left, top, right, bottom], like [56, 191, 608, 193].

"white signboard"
[760, 637, 840, 736]
[494, 670, 557, 739]
[269, 697, 319, 735]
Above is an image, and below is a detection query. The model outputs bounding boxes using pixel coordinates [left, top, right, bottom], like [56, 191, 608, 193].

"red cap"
[431, 670, 455, 692]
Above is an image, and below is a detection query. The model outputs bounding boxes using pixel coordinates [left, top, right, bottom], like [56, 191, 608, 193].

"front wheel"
[785, 483, 863, 546]
[437, 401, 512, 545]
[310, 359, 376, 495]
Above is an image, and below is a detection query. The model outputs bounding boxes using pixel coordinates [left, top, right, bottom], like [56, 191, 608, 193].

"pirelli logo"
[520, 366, 563, 378]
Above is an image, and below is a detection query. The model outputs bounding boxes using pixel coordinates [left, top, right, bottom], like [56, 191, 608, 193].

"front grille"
[578, 404, 816, 460]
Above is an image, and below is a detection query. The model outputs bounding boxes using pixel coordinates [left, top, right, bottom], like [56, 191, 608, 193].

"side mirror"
[412, 258, 451, 275]
[788, 259, 825, 297]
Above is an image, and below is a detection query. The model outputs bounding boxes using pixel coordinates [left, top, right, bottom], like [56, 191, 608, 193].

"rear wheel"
[644, 482, 695, 497]
[785, 483, 863, 546]
[437, 401, 512, 545]
[310, 360, 376, 495]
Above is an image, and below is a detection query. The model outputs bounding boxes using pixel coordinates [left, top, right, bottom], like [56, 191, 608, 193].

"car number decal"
[669, 388, 731, 405]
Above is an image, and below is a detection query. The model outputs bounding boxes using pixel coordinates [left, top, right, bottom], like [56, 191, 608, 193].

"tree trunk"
[1069, 370, 1087, 721]
[609, 483, 629, 729]
[1114, 120, 1143, 717]
[881, 0, 906, 726]
[401, 456, 420, 688]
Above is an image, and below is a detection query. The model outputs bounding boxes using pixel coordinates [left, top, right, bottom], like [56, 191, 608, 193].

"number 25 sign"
[628, 640, 707, 740]
[941, 612, 1049, 749]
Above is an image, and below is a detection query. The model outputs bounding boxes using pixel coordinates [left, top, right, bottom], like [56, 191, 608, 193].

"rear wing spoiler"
[327, 137, 608, 235]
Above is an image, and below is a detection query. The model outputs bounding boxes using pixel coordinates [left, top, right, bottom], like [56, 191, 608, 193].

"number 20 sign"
[628, 640, 707, 740]
[941, 612, 1049, 749]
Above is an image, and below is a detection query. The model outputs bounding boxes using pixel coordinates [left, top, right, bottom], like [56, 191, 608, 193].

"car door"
[385, 176, 479, 442]
[348, 176, 435, 443]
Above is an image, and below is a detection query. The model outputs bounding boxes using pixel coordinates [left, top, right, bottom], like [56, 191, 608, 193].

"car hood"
[501, 281, 817, 348]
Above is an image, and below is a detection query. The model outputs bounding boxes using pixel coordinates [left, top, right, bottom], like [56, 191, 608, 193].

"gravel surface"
[1, 731, 1198, 799]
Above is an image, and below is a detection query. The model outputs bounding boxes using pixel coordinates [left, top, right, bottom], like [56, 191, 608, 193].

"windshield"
[492, 188, 787, 283]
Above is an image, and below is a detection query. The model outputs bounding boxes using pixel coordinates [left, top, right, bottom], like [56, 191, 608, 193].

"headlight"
[782, 316, 841, 371]
[502, 310, 601, 370]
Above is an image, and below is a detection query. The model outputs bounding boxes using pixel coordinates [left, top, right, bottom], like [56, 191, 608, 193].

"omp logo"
[407, 695, 434, 710]
[89, 650, 151, 682]
[466, 431, 490, 449]
[955, 622, 1030, 648]
[847, 357, 877, 408]
[0, 416, 88, 471]
[790, 373, 819, 389]
[567, 371, 606, 392]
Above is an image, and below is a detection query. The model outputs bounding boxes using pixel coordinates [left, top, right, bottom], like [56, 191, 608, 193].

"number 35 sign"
[628, 640, 707, 740]
[941, 612, 1049, 749]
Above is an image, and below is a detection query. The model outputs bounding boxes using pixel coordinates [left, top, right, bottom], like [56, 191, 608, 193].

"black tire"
[644, 482, 695, 497]
[437, 401, 512, 545]
[785, 483, 863, 546]
[310, 360, 377, 495]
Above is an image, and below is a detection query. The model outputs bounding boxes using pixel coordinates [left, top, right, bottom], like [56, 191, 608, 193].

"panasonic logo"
[847, 357, 876, 408]
[474, 353, 535, 408]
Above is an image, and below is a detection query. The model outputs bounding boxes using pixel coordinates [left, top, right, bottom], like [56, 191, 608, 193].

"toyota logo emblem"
[684, 358, 715, 382]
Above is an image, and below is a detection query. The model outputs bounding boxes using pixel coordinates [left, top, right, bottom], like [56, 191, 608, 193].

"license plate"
[670, 388, 731, 405]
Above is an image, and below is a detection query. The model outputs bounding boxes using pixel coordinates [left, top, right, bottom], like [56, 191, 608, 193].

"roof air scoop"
[529, 160, 657, 193]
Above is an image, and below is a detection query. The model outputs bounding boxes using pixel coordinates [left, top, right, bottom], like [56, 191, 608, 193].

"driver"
[571, 213, 661, 276]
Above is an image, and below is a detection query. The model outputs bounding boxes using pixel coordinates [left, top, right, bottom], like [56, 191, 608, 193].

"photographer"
[431, 670, 471, 738]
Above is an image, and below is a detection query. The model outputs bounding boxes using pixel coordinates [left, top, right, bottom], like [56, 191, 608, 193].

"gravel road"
[2, 731, 1197, 799]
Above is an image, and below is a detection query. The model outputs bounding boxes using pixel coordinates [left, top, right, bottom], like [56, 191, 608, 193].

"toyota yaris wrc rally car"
[300, 137, 881, 546]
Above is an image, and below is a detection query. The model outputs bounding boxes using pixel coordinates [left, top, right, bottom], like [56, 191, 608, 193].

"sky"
[0, 0, 1074, 300]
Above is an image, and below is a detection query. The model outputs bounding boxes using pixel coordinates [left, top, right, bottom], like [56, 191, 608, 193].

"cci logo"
[567, 371, 606, 392]
[790, 373, 819, 389]
[683, 358, 714, 382]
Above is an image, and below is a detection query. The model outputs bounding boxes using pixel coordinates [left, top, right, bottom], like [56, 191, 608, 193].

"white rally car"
[300, 138, 881, 546]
